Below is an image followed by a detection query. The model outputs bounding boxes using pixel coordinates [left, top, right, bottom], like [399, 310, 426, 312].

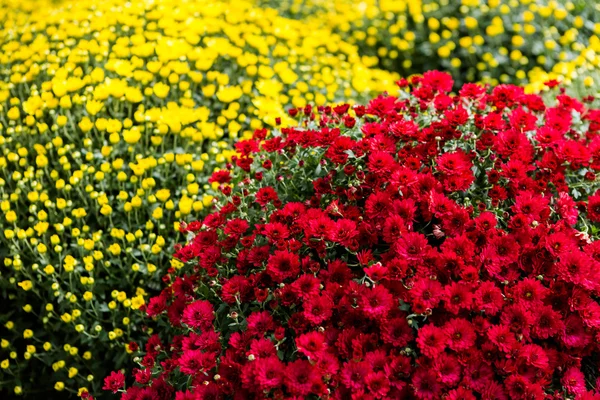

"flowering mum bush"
[109, 72, 600, 399]
[260, 0, 600, 91]
[0, 0, 397, 396]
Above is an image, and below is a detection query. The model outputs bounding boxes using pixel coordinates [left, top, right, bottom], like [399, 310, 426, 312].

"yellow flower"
[108, 243, 121, 256]
[17, 280, 32, 291]
[152, 82, 170, 98]
[5, 211, 16, 223]
[100, 204, 113, 215]
[152, 207, 163, 219]
[130, 295, 145, 310]
[79, 117, 94, 133]
[123, 128, 142, 144]
[156, 189, 170, 202]
[69, 367, 78, 378]
[54, 382, 65, 391]
[7, 107, 20, 121]
[216, 86, 243, 103]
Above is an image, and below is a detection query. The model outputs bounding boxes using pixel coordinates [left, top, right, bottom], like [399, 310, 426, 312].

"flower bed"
[0, 0, 397, 396]
[107, 72, 600, 399]
[259, 0, 600, 92]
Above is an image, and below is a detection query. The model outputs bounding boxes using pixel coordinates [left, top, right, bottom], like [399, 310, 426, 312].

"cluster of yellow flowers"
[260, 0, 600, 93]
[0, 0, 398, 396]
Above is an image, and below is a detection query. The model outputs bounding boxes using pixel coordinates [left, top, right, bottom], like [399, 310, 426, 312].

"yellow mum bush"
[259, 0, 600, 92]
[0, 0, 398, 396]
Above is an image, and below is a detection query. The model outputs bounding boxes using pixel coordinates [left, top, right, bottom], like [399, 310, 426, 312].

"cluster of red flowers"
[107, 71, 600, 399]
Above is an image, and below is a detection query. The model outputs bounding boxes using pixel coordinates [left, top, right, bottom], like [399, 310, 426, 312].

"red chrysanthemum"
[416, 325, 447, 358]
[181, 300, 214, 330]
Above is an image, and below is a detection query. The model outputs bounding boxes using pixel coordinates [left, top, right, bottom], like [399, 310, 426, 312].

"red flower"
[511, 278, 548, 306]
[444, 282, 473, 314]
[562, 367, 586, 395]
[500, 304, 533, 339]
[410, 278, 443, 310]
[434, 353, 462, 387]
[266, 250, 300, 282]
[365, 371, 390, 398]
[255, 356, 284, 390]
[224, 218, 249, 237]
[421, 70, 454, 93]
[208, 170, 231, 184]
[178, 350, 216, 375]
[395, 232, 431, 262]
[103, 371, 125, 393]
[557, 251, 592, 286]
[262, 222, 289, 243]
[367, 151, 396, 175]
[444, 318, 476, 351]
[246, 311, 275, 336]
[303, 295, 333, 325]
[291, 274, 321, 300]
[532, 305, 563, 339]
[504, 375, 531, 399]
[285, 359, 318, 396]
[382, 215, 408, 243]
[365, 191, 392, 220]
[181, 300, 214, 330]
[146, 294, 168, 317]
[381, 317, 413, 347]
[416, 325, 447, 358]
[255, 187, 278, 206]
[411, 368, 442, 400]
[488, 324, 518, 353]
[359, 285, 394, 318]
[561, 315, 592, 348]
[340, 361, 370, 391]
[332, 218, 358, 247]
[295, 331, 326, 359]
[517, 344, 549, 371]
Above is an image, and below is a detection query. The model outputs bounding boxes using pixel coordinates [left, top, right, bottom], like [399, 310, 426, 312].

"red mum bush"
[107, 71, 600, 399]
